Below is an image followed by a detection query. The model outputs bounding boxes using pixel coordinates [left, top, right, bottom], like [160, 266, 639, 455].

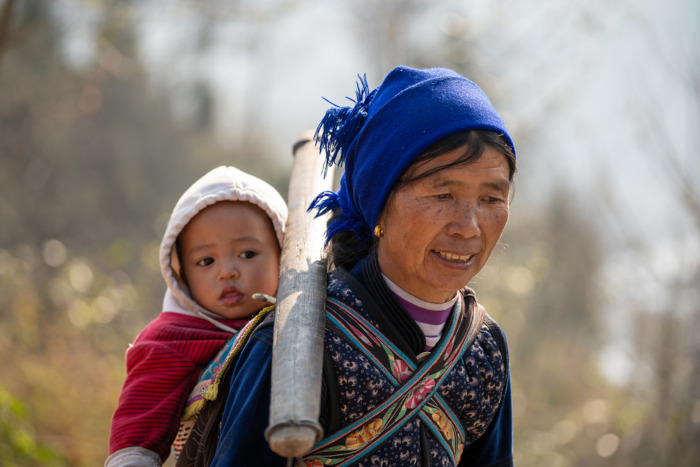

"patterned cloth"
[298, 291, 484, 465]
[311, 275, 505, 466]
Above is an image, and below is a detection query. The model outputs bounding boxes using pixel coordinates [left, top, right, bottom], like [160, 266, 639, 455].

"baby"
[106, 166, 287, 466]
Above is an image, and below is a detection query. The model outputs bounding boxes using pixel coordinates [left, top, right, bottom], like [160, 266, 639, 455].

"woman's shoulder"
[469, 314, 510, 383]
[460, 288, 510, 370]
[327, 268, 366, 309]
[213, 308, 276, 380]
[481, 313, 508, 361]
[239, 309, 276, 350]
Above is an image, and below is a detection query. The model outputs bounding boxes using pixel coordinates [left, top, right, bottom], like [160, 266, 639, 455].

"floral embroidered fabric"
[299, 276, 505, 466]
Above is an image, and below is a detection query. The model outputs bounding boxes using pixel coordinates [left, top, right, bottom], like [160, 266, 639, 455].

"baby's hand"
[251, 293, 276, 305]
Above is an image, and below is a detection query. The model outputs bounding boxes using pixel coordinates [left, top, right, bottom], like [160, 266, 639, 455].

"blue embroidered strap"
[322, 298, 471, 465]
[324, 297, 414, 385]
[420, 395, 467, 464]
[300, 296, 485, 466]
[324, 294, 469, 460]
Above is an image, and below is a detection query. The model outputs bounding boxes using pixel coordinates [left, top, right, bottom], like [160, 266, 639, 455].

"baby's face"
[179, 201, 280, 320]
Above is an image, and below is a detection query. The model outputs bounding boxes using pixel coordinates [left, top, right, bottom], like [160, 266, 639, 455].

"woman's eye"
[197, 257, 214, 267]
[240, 250, 257, 259]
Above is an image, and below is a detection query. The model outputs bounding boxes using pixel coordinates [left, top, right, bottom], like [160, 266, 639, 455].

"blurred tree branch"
[0, 0, 15, 63]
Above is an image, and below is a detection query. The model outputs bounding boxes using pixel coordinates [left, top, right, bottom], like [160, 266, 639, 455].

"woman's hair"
[327, 129, 516, 270]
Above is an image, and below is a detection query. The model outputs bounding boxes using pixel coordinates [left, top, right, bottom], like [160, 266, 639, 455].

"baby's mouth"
[219, 286, 244, 304]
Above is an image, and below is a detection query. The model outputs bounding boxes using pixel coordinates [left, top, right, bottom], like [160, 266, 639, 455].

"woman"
[209, 66, 516, 466]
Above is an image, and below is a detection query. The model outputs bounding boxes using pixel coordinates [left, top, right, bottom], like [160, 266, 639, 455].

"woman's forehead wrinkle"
[415, 167, 510, 191]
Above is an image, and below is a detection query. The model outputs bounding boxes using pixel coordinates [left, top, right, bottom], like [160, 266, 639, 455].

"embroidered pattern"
[299, 296, 478, 466]
[305, 280, 506, 466]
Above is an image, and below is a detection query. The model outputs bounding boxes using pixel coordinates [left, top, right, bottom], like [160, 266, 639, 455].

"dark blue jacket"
[212, 257, 513, 466]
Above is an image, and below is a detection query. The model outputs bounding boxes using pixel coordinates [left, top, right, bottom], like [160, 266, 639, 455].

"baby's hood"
[159, 166, 288, 331]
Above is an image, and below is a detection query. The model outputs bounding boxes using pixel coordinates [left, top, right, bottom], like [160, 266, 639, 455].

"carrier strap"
[299, 295, 485, 466]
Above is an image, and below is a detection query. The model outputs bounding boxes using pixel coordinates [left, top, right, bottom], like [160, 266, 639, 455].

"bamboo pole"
[265, 130, 334, 458]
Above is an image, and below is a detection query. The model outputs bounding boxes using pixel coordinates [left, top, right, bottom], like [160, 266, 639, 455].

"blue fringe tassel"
[308, 191, 339, 218]
[308, 190, 373, 247]
[314, 74, 372, 176]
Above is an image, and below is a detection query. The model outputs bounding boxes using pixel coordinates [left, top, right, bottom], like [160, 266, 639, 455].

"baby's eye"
[240, 250, 257, 259]
[197, 257, 214, 267]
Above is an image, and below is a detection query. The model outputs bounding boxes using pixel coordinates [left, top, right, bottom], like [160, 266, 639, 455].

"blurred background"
[0, 0, 698, 466]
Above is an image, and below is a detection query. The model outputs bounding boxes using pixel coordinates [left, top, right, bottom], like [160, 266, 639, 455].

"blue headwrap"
[309, 65, 515, 247]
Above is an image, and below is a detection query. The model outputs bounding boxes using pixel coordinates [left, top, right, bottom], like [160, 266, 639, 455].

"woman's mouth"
[433, 249, 475, 265]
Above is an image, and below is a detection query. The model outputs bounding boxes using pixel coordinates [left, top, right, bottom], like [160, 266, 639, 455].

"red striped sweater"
[109, 311, 246, 462]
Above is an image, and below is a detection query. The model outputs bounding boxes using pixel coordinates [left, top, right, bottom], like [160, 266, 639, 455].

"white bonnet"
[159, 166, 288, 314]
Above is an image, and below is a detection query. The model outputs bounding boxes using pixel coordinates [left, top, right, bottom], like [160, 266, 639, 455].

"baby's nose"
[218, 260, 240, 280]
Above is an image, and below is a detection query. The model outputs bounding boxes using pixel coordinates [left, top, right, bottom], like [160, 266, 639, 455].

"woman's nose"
[445, 206, 481, 238]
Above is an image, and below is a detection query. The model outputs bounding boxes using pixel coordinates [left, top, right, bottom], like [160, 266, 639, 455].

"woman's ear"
[374, 206, 389, 241]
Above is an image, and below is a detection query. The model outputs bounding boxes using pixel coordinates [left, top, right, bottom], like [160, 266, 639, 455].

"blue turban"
[309, 65, 515, 247]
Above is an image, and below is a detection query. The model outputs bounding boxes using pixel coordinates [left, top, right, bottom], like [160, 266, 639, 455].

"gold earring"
[374, 225, 384, 238]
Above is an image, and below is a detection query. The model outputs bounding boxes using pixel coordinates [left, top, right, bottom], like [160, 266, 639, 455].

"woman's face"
[377, 144, 511, 303]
